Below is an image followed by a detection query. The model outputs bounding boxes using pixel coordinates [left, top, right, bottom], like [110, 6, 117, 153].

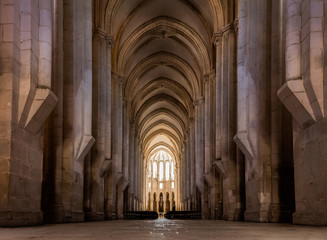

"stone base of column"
[244, 211, 269, 222]
[234, 208, 245, 221]
[105, 208, 117, 220]
[222, 212, 237, 221]
[268, 204, 293, 223]
[64, 211, 85, 223]
[293, 211, 327, 225]
[84, 210, 105, 221]
[43, 204, 65, 223]
[0, 210, 43, 226]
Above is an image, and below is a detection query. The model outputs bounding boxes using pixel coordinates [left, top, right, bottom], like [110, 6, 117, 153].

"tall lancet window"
[148, 163, 151, 178]
[153, 161, 157, 179]
[166, 161, 170, 180]
[171, 162, 175, 180]
[159, 161, 164, 180]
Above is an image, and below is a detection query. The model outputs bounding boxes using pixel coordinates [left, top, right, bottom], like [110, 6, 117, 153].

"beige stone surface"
[1, 219, 327, 240]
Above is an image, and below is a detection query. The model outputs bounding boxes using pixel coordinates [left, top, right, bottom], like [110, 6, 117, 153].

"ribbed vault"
[103, 0, 225, 210]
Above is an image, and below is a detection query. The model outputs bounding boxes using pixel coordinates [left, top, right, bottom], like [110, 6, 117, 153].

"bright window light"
[153, 162, 157, 178]
[159, 161, 164, 180]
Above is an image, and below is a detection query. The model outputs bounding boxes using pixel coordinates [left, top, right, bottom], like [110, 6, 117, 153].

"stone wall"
[0, 0, 57, 226]
[278, 0, 327, 225]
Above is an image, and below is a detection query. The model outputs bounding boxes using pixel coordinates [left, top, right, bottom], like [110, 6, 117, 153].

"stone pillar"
[214, 33, 223, 161]
[204, 71, 215, 175]
[129, 122, 136, 210]
[277, 0, 327, 225]
[42, 0, 65, 224]
[219, 22, 238, 221]
[112, 72, 124, 218]
[103, 35, 114, 218]
[268, 0, 294, 223]
[84, 27, 109, 221]
[123, 98, 130, 183]
[61, 0, 94, 222]
[0, 0, 57, 226]
[194, 97, 204, 215]
[235, 0, 272, 222]
[188, 117, 195, 209]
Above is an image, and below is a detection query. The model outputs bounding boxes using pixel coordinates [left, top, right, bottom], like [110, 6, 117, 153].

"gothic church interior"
[0, 0, 327, 227]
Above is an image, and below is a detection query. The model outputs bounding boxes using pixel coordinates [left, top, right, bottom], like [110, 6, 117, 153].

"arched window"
[153, 161, 157, 178]
[159, 161, 164, 180]
[165, 161, 170, 180]
[171, 162, 175, 180]
[148, 163, 151, 178]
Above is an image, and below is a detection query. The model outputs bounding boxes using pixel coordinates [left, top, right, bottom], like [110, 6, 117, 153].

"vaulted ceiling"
[99, 0, 225, 164]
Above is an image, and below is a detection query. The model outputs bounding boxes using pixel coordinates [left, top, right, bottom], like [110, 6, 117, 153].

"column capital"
[93, 27, 115, 48]
[212, 32, 222, 46]
[221, 22, 234, 35]
[123, 97, 131, 105]
[106, 35, 115, 48]
[193, 97, 204, 106]
[233, 19, 239, 34]
[112, 72, 126, 85]
[93, 27, 107, 38]
[203, 70, 215, 84]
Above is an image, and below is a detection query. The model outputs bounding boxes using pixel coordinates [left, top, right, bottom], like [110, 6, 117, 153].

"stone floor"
[1, 218, 327, 240]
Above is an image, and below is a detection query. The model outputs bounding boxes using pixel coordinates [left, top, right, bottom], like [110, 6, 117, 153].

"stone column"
[194, 97, 204, 214]
[61, 0, 94, 222]
[105, 36, 114, 162]
[204, 72, 215, 175]
[188, 117, 195, 209]
[103, 35, 114, 218]
[268, 0, 294, 223]
[194, 97, 204, 189]
[123, 98, 130, 182]
[219, 22, 238, 221]
[277, 0, 327, 225]
[112, 72, 124, 218]
[235, 0, 273, 222]
[213, 33, 223, 161]
[42, 0, 65, 224]
[84, 27, 108, 221]
[0, 0, 57, 226]
[129, 122, 136, 210]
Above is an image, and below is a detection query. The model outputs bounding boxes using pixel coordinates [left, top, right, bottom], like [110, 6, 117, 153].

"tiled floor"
[1, 218, 327, 239]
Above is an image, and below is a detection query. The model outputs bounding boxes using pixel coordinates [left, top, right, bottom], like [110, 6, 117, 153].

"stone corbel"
[277, 79, 316, 128]
[213, 160, 227, 178]
[112, 72, 126, 86]
[193, 97, 204, 107]
[106, 35, 115, 48]
[234, 131, 255, 161]
[203, 70, 216, 84]
[233, 19, 239, 34]
[25, 87, 58, 134]
[93, 27, 107, 39]
[203, 173, 214, 188]
[75, 135, 95, 162]
[100, 159, 112, 177]
[212, 32, 222, 46]
[116, 173, 129, 191]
